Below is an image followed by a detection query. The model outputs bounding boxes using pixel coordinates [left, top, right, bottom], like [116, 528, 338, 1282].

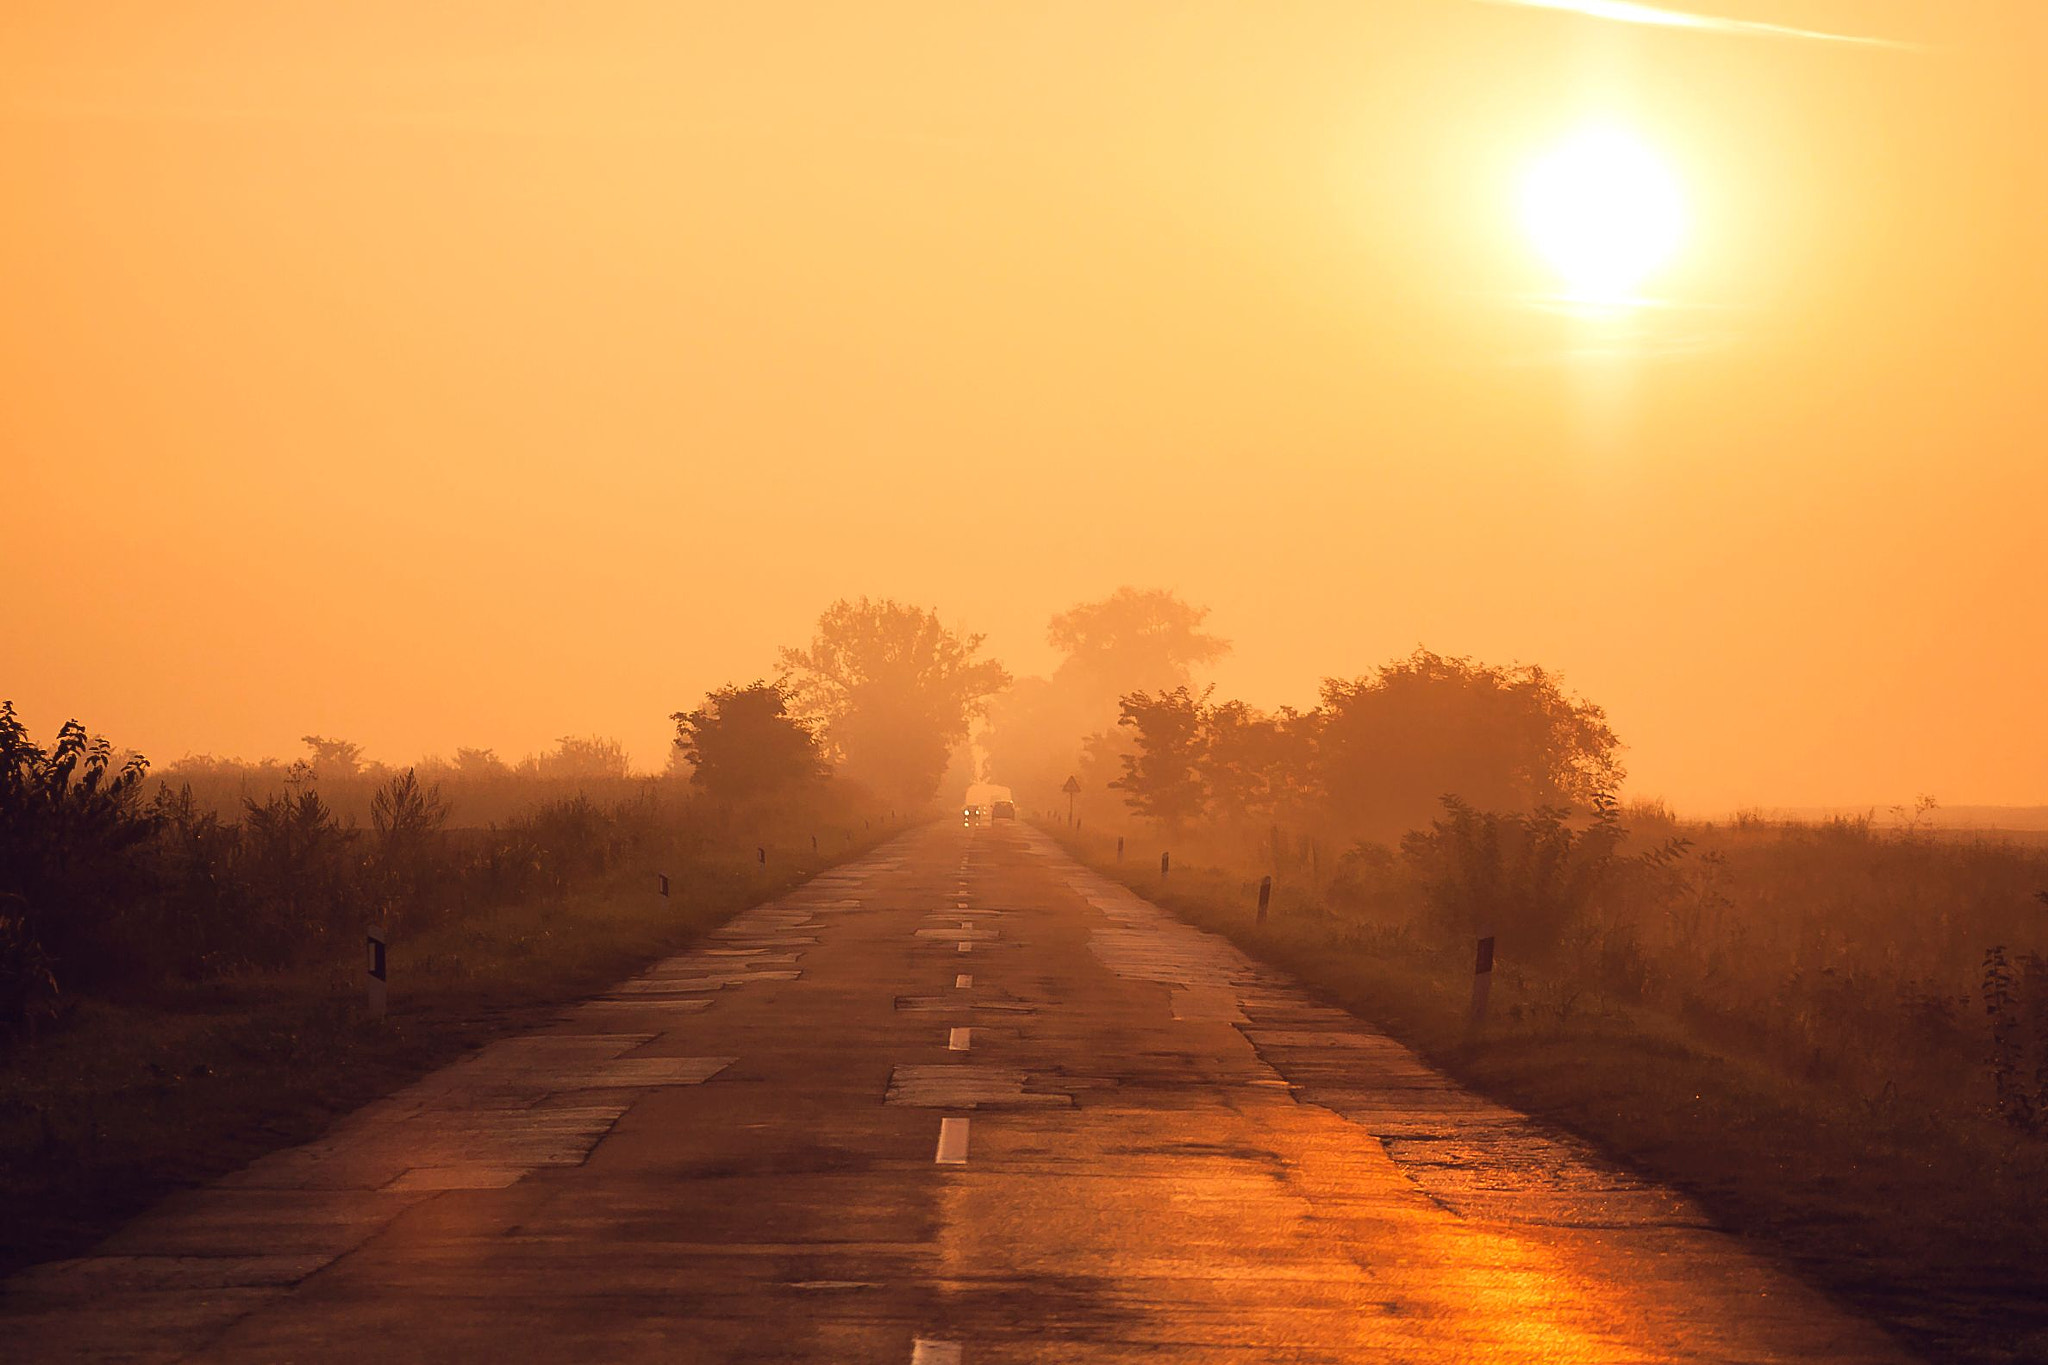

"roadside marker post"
[1257, 875, 1272, 923]
[757, 846, 766, 865]
[1470, 932, 1496, 1028]
[657, 873, 670, 901]
[1116, 836, 1124, 862]
[365, 926, 388, 1020]
[1161, 851, 1170, 878]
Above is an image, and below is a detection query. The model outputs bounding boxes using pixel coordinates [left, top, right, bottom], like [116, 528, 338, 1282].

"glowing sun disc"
[1520, 126, 1685, 301]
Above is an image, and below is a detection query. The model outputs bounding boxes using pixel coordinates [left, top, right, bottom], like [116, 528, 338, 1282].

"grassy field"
[1046, 821, 2048, 1365]
[0, 825, 885, 1277]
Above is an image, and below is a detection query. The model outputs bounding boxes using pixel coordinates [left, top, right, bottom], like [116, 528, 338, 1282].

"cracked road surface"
[3, 824, 1912, 1363]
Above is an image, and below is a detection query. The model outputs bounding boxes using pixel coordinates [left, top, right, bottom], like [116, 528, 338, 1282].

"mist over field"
[6, 3, 2047, 1362]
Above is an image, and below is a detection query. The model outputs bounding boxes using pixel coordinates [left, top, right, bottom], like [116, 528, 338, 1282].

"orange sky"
[3, 1, 2042, 812]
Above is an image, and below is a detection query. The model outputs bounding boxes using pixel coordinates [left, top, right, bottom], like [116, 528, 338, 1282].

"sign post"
[1257, 875, 1272, 923]
[1160, 851, 1170, 878]
[1469, 931, 1496, 1028]
[366, 926, 388, 1020]
[1061, 775, 1082, 827]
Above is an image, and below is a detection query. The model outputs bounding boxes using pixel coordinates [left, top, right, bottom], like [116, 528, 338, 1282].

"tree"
[533, 735, 629, 782]
[451, 747, 509, 779]
[370, 769, 451, 929]
[1400, 794, 1683, 957]
[300, 735, 366, 778]
[779, 599, 1009, 809]
[1318, 650, 1622, 839]
[671, 681, 825, 804]
[983, 588, 1228, 813]
[1047, 587, 1230, 702]
[241, 782, 358, 952]
[1110, 686, 1212, 830]
[0, 703, 159, 988]
[1203, 700, 1318, 829]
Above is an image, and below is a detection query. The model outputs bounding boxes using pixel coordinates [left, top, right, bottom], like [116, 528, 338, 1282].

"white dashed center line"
[955, 973, 972, 988]
[957, 941, 971, 953]
[934, 1117, 970, 1165]
[948, 1027, 971, 1051]
[912, 1341, 962, 1364]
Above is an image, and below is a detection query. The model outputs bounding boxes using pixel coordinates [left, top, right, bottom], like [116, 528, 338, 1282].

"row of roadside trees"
[669, 597, 1010, 813]
[1107, 651, 1621, 843]
[3, 586, 1629, 1017]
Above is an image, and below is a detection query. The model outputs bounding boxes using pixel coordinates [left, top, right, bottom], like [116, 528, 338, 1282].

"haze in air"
[4, 4, 2046, 1362]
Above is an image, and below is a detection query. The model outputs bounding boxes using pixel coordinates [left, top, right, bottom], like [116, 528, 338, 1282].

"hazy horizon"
[6, 1, 2043, 813]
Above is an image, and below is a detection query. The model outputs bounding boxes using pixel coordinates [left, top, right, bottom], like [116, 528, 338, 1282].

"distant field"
[1759, 805, 2048, 834]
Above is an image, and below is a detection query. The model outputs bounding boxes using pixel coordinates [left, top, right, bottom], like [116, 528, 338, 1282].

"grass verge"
[0, 829, 886, 1278]
[1048, 823, 2048, 1365]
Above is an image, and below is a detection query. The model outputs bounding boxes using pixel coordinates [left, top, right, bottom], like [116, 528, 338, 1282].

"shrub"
[1400, 796, 1632, 954]
[369, 769, 450, 932]
[0, 893, 59, 1032]
[0, 702, 160, 985]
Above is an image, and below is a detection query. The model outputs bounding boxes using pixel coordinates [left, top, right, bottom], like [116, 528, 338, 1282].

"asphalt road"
[4, 823, 1912, 1363]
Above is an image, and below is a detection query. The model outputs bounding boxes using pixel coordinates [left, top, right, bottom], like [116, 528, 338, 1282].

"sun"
[1519, 126, 1686, 303]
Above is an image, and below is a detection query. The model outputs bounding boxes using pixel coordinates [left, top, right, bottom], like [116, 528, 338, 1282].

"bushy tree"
[671, 681, 825, 804]
[1203, 700, 1318, 829]
[148, 783, 258, 976]
[1109, 688, 1317, 834]
[299, 735, 366, 778]
[240, 781, 358, 955]
[1319, 650, 1621, 839]
[370, 768, 451, 929]
[1047, 587, 1230, 702]
[984, 587, 1227, 812]
[1110, 686, 1212, 830]
[0, 702, 159, 985]
[451, 747, 509, 779]
[1400, 797, 1628, 951]
[533, 735, 630, 782]
[780, 599, 1009, 809]
[1400, 794, 1691, 961]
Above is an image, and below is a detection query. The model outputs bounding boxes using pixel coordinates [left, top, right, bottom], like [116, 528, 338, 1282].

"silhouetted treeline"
[0, 700, 876, 1030]
[994, 598, 2048, 1139]
[158, 734, 640, 827]
[1098, 648, 1619, 842]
